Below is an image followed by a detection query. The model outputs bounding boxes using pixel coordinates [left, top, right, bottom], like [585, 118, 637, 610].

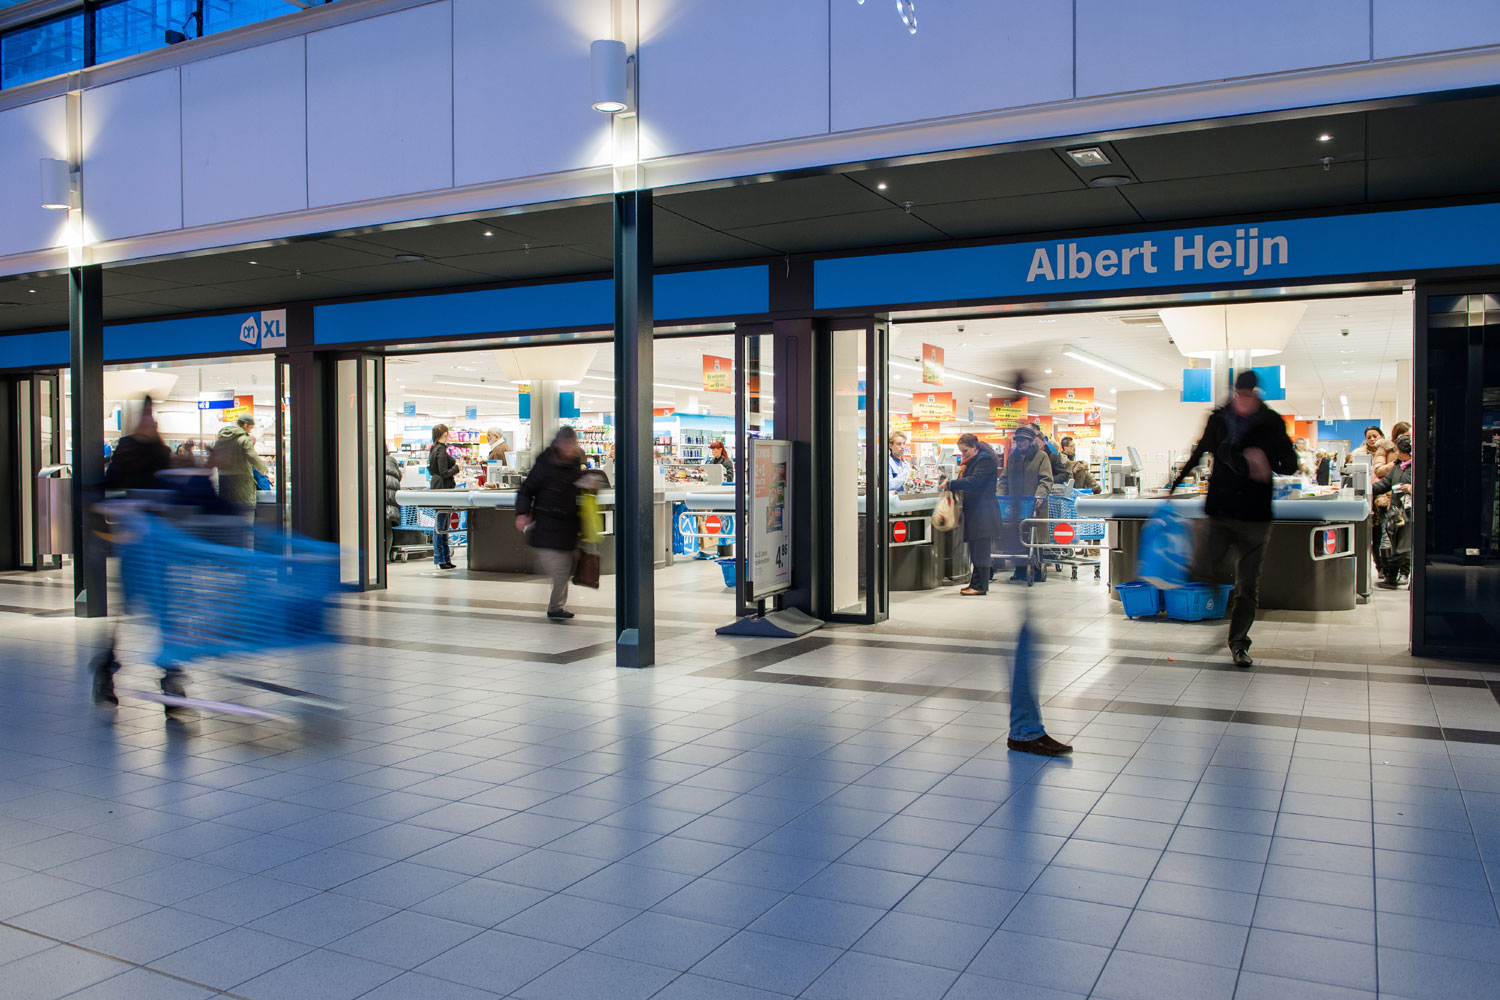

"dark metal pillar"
[613, 188, 654, 668]
[769, 260, 819, 618]
[0, 378, 15, 570]
[70, 264, 106, 617]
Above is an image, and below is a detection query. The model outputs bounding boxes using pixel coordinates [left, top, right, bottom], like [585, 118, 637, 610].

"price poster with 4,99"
[750, 439, 793, 599]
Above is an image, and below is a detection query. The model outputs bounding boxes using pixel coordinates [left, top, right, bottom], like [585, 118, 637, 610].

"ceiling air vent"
[1109, 313, 1164, 327]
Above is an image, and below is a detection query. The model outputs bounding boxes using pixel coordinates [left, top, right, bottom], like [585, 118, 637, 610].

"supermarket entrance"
[378, 331, 742, 626]
[871, 288, 1420, 651]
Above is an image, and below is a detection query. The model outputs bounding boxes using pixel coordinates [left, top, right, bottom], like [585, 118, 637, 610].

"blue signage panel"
[0, 329, 68, 369]
[464, 405, 477, 421]
[403, 401, 416, 417]
[104, 309, 287, 362]
[814, 203, 1500, 310]
[196, 399, 233, 410]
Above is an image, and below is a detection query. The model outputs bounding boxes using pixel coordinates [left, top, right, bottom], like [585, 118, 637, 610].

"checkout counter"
[1077, 493, 1372, 611]
[396, 485, 738, 574]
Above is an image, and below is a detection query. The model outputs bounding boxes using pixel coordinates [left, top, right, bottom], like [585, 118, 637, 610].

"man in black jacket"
[1170, 371, 1298, 667]
[516, 427, 585, 620]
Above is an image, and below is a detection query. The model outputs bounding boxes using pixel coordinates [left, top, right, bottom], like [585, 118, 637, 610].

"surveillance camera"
[480, 376, 486, 382]
[1340, 329, 1349, 337]
[956, 324, 965, 333]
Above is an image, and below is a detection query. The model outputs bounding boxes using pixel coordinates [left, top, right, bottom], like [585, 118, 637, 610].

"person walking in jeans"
[1170, 370, 1298, 667]
[515, 427, 585, 620]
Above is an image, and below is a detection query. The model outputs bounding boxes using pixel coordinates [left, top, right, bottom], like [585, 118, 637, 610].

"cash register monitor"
[1126, 446, 1143, 474]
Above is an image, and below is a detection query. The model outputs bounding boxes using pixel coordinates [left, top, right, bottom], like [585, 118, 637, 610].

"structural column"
[70, 264, 106, 617]
[613, 188, 654, 668]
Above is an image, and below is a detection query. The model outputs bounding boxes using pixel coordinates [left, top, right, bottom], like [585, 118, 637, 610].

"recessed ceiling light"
[1039, 318, 1055, 324]
[1110, 387, 1118, 393]
[395, 254, 424, 263]
[28, 288, 36, 293]
[876, 183, 888, 191]
[247, 260, 258, 265]
[483, 231, 493, 237]
[1044, 368, 1053, 374]
[1067, 147, 1111, 167]
[1318, 134, 1333, 142]
[1089, 175, 1133, 188]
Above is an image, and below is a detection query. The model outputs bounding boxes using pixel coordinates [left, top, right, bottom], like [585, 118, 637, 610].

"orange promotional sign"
[1049, 387, 1095, 414]
[1034, 415, 1054, 437]
[989, 396, 1029, 426]
[922, 344, 944, 386]
[910, 391, 955, 420]
[908, 420, 942, 443]
[890, 412, 911, 433]
[702, 355, 732, 393]
[224, 394, 255, 423]
[653, 407, 676, 417]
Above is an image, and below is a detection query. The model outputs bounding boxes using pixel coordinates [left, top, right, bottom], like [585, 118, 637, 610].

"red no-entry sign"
[1323, 528, 1337, 554]
[1052, 522, 1076, 545]
[892, 520, 908, 543]
[448, 513, 462, 531]
[704, 515, 722, 536]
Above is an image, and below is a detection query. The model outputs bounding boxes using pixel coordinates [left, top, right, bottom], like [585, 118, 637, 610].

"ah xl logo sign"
[236, 310, 288, 350]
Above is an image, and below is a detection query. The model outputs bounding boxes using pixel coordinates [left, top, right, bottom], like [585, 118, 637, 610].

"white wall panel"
[0, 98, 70, 258]
[182, 38, 308, 228]
[82, 69, 183, 243]
[639, 0, 829, 159]
[453, 0, 610, 186]
[1374, 1, 1500, 58]
[831, 0, 1073, 131]
[306, 2, 453, 207]
[1076, 0, 1370, 97]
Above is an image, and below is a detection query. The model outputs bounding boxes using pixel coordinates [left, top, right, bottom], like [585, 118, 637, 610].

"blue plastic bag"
[1136, 502, 1194, 589]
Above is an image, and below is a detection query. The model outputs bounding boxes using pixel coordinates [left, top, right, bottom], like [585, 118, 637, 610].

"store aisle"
[0, 570, 1496, 1000]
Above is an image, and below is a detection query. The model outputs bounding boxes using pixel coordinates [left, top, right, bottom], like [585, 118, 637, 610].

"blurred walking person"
[1169, 371, 1298, 667]
[515, 427, 586, 620]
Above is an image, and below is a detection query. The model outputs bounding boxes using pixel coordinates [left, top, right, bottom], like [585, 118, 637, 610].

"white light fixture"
[1089, 175, 1133, 188]
[1061, 345, 1166, 391]
[590, 40, 629, 114]
[1043, 368, 1053, 374]
[1160, 302, 1306, 359]
[40, 158, 73, 210]
[1318, 133, 1333, 142]
[1066, 147, 1111, 167]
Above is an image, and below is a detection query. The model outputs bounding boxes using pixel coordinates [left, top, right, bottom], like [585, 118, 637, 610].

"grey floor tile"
[247, 892, 397, 947]
[234, 947, 401, 1000]
[77, 907, 234, 965]
[1241, 928, 1377, 992]
[511, 950, 679, 1000]
[0, 946, 133, 1000]
[412, 929, 575, 995]
[152, 926, 312, 990]
[495, 892, 640, 948]
[589, 911, 736, 971]
[850, 911, 992, 970]
[967, 929, 1111, 994]
[58, 966, 219, 1000]
[409, 877, 550, 927]
[329, 909, 481, 969]
[1092, 949, 1238, 1000]
[1116, 909, 1250, 967]
[690, 929, 841, 996]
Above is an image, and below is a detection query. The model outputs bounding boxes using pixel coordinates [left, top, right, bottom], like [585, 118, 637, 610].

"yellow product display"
[579, 493, 603, 543]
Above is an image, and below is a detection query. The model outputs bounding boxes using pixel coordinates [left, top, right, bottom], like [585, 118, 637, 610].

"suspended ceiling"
[0, 90, 1495, 335]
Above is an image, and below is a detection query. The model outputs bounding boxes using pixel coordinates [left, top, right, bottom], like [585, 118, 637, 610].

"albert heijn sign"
[813, 202, 1500, 310]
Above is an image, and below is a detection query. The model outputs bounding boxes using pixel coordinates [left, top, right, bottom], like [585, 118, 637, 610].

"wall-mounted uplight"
[40, 158, 73, 210]
[590, 39, 629, 114]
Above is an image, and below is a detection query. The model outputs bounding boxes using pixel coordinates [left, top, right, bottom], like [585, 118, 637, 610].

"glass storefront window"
[94, 0, 196, 65]
[1, 12, 83, 88]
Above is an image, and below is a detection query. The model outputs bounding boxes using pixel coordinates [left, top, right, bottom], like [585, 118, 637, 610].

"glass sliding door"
[13, 373, 61, 570]
[734, 325, 772, 617]
[334, 354, 385, 590]
[822, 319, 888, 624]
[1417, 290, 1500, 657]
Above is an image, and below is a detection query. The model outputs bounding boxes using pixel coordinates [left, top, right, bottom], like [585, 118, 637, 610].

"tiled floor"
[0, 553, 1497, 999]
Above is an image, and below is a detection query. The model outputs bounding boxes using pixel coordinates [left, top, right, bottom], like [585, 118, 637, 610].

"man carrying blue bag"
[1168, 371, 1298, 668]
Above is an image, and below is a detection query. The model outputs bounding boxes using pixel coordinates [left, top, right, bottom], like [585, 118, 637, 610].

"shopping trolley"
[100, 501, 347, 719]
[1030, 492, 1107, 580]
[1016, 497, 1107, 584]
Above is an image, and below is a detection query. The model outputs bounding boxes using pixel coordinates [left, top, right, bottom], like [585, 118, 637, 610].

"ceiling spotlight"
[483, 231, 494, 237]
[1066, 147, 1111, 167]
[1089, 175, 1133, 188]
[1038, 318, 1056, 324]
[876, 182, 888, 191]
[1318, 133, 1333, 142]
[1044, 368, 1053, 374]
[246, 260, 258, 265]
[590, 40, 629, 113]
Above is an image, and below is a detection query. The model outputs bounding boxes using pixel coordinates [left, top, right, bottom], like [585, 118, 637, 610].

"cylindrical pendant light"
[590, 40, 628, 114]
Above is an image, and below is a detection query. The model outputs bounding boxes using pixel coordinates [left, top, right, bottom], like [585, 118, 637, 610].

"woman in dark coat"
[515, 427, 585, 619]
[946, 432, 1001, 595]
[427, 425, 460, 569]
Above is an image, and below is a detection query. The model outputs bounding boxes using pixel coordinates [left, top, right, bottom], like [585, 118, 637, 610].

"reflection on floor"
[0, 557, 1496, 999]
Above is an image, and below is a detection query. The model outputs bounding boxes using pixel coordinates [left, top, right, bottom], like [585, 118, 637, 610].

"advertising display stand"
[717, 439, 823, 637]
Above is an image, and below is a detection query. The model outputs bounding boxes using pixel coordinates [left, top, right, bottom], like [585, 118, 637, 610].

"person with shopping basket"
[1168, 370, 1298, 668]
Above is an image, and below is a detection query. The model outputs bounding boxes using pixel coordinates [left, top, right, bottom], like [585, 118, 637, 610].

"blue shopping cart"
[105, 504, 347, 719]
[1040, 491, 1106, 580]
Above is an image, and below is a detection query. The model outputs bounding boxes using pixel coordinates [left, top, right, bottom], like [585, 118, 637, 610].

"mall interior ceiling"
[1, 89, 1497, 333]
